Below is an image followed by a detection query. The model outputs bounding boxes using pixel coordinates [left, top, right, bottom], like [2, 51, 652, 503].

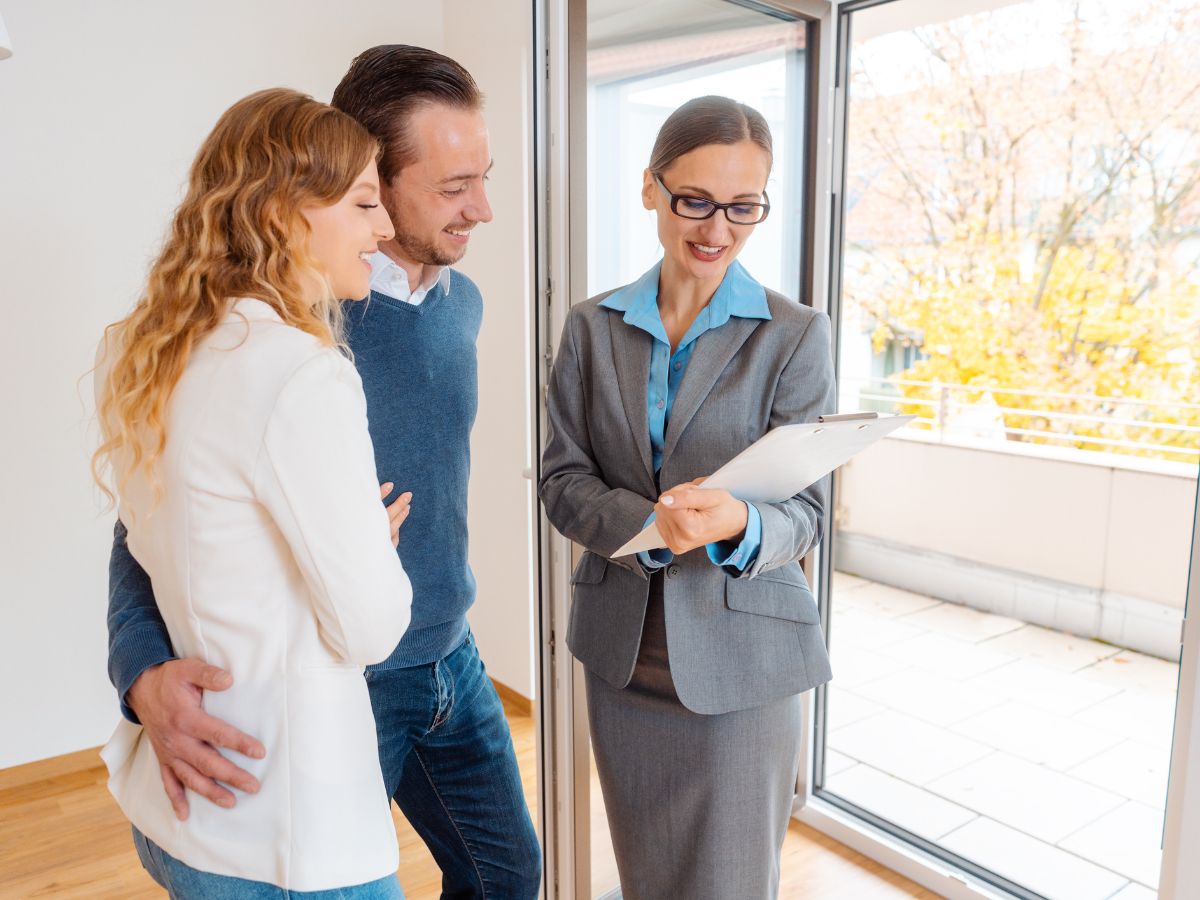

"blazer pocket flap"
[571, 551, 609, 585]
[726, 571, 821, 624]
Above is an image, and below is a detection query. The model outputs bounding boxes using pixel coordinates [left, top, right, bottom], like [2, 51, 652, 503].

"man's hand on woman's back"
[113, 482, 406, 822]
[126, 658, 266, 821]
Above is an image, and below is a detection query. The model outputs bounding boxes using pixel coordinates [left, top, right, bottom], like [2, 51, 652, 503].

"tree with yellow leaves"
[842, 0, 1200, 462]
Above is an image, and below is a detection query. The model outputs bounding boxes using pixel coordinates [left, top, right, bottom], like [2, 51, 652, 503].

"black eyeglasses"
[654, 174, 770, 225]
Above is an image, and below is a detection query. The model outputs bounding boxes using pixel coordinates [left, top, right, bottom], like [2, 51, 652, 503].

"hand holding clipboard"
[612, 413, 914, 557]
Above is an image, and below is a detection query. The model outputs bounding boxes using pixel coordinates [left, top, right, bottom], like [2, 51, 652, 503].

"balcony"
[825, 571, 1176, 898]
[821, 385, 1194, 899]
[834, 378, 1197, 661]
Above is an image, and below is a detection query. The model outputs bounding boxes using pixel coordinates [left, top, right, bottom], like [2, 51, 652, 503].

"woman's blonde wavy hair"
[92, 87, 380, 507]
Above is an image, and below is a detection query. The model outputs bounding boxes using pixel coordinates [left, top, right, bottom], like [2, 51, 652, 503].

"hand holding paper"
[654, 480, 748, 555]
[613, 413, 915, 557]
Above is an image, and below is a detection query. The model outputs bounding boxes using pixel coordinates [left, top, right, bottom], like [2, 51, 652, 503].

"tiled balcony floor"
[823, 572, 1180, 900]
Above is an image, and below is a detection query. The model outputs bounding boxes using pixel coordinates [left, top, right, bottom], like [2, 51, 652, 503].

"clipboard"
[612, 413, 915, 557]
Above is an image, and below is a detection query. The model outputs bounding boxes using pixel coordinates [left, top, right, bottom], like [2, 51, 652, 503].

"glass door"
[536, 1, 831, 897]
[804, 1, 1200, 897]
[586, 5, 817, 893]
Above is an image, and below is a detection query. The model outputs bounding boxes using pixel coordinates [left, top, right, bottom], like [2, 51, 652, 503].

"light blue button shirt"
[599, 259, 770, 573]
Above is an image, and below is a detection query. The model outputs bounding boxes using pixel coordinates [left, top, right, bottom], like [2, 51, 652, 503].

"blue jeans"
[132, 827, 403, 899]
[367, 632, 541, 900]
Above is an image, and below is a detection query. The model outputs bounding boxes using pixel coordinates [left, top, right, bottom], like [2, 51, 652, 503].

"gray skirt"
[585, 572, 803, 900]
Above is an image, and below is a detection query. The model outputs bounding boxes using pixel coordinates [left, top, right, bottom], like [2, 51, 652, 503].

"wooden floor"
[0, 697, 938, 899]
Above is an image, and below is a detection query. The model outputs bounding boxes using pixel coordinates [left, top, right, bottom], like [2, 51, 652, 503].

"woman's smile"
[687, 241, 727, 262]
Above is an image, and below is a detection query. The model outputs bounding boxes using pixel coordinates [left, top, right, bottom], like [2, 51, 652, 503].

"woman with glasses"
[540, 95, 835, 899]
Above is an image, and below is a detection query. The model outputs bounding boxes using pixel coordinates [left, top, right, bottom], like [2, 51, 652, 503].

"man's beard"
[391, 221, 468, 268]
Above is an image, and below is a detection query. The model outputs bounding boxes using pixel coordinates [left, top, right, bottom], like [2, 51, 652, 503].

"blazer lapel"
[608, 313, 656, 486]
[662, 316, 762, 463]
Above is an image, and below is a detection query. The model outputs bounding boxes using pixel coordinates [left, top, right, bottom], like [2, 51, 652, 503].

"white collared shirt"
[369, 251, 450, 306]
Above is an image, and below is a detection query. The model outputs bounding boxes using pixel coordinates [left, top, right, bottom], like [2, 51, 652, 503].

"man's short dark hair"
[332, 45, 483, 184]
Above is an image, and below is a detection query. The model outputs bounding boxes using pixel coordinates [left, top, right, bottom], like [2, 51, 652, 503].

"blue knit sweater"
[344, 273, 482, 666]
[107, 272, 483, 717]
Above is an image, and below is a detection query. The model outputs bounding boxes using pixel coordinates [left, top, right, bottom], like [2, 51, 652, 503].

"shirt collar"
[599, 259, 771, 344]
[369, 251, 450, 301]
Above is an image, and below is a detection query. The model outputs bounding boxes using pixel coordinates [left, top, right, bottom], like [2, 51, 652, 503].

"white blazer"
[98, 298, 412, 891]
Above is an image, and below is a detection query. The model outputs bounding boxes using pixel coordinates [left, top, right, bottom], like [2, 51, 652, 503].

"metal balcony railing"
[841, 375, 1200, 465]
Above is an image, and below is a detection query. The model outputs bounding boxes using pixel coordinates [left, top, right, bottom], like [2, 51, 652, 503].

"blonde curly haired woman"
[93, 88, 412, 899]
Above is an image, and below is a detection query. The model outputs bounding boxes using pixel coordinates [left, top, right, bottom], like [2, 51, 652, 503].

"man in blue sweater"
[106, 45, 541, 899]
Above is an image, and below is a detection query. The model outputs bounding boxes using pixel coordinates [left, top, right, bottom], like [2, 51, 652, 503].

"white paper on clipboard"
[612, 414, 915, 557]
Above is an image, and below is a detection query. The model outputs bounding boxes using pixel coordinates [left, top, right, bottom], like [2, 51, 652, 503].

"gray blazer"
[538, 286, 836, 715]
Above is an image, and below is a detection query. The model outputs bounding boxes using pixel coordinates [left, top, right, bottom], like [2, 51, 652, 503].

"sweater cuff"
[113, 625, 177, 724]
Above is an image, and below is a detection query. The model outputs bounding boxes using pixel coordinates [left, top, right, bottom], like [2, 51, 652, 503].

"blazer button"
[667, 564, 681, 578]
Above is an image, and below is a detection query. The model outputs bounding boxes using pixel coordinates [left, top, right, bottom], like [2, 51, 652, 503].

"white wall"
[444, 0, 539, 701]
[0, 1, 447, 769]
